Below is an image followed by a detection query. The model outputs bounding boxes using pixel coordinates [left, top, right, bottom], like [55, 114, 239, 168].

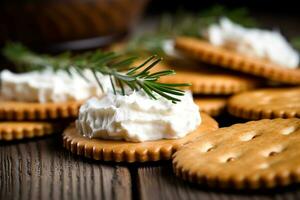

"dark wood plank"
[0, 135, 131, 200]
[137, 162, 300, 200]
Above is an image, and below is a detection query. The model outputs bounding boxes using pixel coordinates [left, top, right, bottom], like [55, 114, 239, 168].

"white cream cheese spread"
[0, 69, 111, 103]
[76, 91, 201, 142]
[162, 39, 184, 58]
[205, 17, 299, 68]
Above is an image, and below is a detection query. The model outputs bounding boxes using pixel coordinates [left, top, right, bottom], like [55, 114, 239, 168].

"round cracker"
[0, 121, 55, 141]
[0, 100, 82, 121]
[158, 60, 261, 95]
[173, 118, 300, 189]
[63, 112, 218, 162]
[194, 97, 227, 117]
[175, 37, 300, 85]
[228, 87, 300, 120]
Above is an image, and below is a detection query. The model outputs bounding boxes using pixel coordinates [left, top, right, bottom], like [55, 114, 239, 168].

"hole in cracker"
[261, 145, 285, 157]
[207, 146, 215, 152]
[268, 151, 279, 157]
[200, 143, 216, 153]
[219, 154, 238, 163]
[281, 126, 296, 135]
[240, 131, 259, 141]
[226, 157, 235, 162]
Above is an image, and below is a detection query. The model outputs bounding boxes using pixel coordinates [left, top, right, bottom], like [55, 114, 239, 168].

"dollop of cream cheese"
[0, 69, 111, 103]
[205, 17, 299, 68]
[76, 91, 201, 142]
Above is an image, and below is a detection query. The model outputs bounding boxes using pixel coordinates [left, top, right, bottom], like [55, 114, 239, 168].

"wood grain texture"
[137, 162, 300, 200]
[0, 135, 131, 200]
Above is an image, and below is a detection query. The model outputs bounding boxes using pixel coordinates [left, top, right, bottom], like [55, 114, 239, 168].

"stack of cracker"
[156, 35, 300, 118]
[106, 30, 300, 189]
[169, 36, 300, 189]
[157, 56, 262, 117]
[0, 97, 81, 141]
[174, 36, 300, 119]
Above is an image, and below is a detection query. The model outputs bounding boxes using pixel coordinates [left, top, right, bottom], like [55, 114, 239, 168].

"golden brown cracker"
[175, 37, 300, 85]
[228, 87, 300, 120]
[0, 121, 54, 141]
[0, 100, 82, 121]
[157, 60, 262, 95]
[194, 97, 227, 117]
[63, 112, 218, 162]
[173, 118, 300, 189]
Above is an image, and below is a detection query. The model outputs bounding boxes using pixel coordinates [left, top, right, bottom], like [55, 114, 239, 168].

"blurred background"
[0, 0, 299, 52]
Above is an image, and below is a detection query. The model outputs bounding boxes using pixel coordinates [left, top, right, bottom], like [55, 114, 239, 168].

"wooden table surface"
[1, 115, 300, 200]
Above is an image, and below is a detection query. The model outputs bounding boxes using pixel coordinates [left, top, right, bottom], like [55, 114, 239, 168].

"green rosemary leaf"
[149, 84, 185, 96]
[155, 83, 191, 87]
[73, 66, 90, 82]
[73, 56, 88, 69]
[109, 56, 138, 68]
[92, 69, 104, 93]
[113, 71, 136, 82]
[117, 79, 125, 95]
[146, 81, 185, 94]
[144, 81, 181, 102]
[126, 55, 157, 75]
[155, 84, 186, 93]
[135, 57, 162, 77]
[147, 70, 175, 79]
[125, 34, 167, 56]
[89, 52, 118, 69]
[291, 37, 300, 52]
[126, 81, 138, 91]
[109, 75, 117, 95]
[225, 7, 258, 28]
[137, 81, 157, 100]
[65, 67, 73, 77]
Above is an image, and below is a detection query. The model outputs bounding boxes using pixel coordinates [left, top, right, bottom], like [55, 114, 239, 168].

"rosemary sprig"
[3, 43, 74, 72]
[2, 43, 190, 103]
[124, 5, 257, 56]
[291, 37, 300, 52]
[197, 5, 258, 29]
[124, 34, 167, 56]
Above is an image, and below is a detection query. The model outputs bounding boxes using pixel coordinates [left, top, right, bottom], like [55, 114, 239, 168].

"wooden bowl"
[0, 0, 148, 51]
